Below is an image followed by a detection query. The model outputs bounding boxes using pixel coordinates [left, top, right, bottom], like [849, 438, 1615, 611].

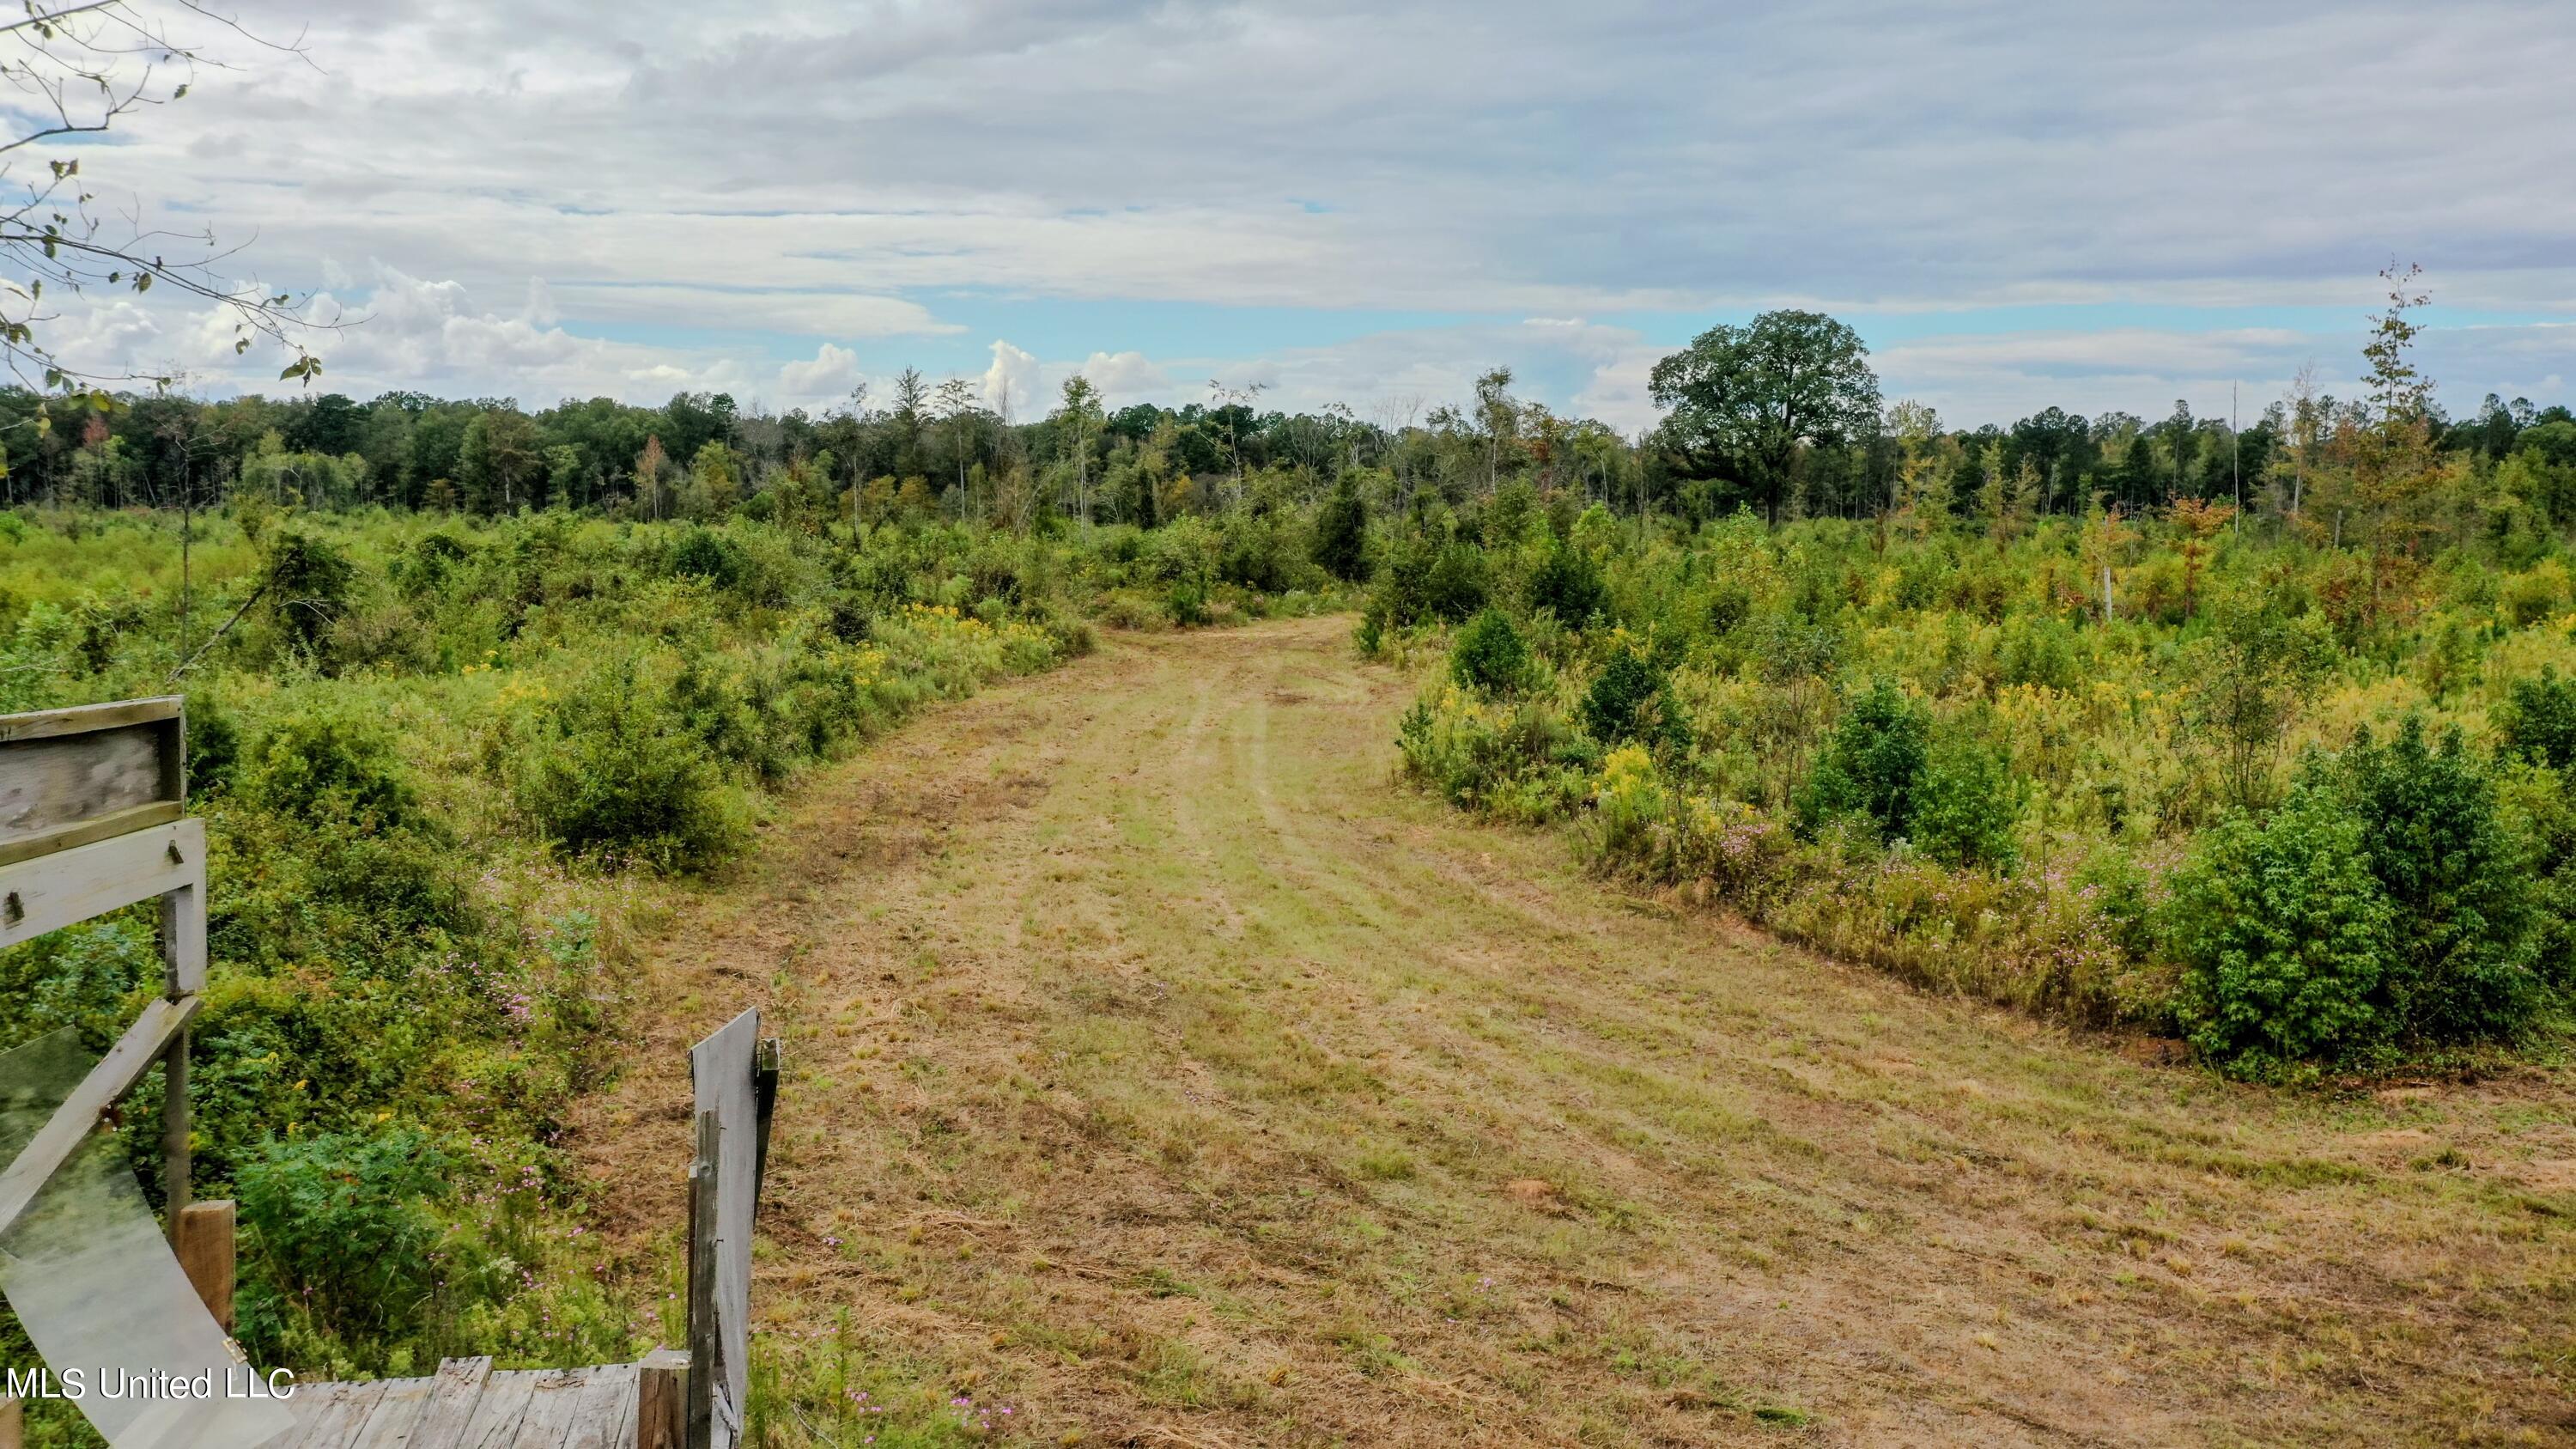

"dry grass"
[568, 616, 2576, 1447]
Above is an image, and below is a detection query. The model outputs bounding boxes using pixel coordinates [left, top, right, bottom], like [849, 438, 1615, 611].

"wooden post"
[161, 1030, 190, 1230]
[750, 1038, 780, 1190]
[635, 1349, 688, 1449]
[0, 1395, 21, 1449]
[174, 1199, 235, 1331]
[684, 1111, 720, 1449]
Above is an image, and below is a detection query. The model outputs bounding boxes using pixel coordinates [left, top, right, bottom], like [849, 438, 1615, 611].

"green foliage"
[2337, 718, 2540, 1044]
[1450, 608, 1528, 695]
[1795, 679, 1927, 843]
[262, 527, 357, 659]
[509, 651, 744, 871]
[1524, 539, 1607, 624]
[1312, 471, 1370, 582]
[1911, 731, 2020, 868]
[236, 1129, 454, 1355]
[238, 704, 419, 828]
[1580, 647, 1687, 753]
[2189, 591, 2336, 810]
[1422, 540, 1490, 623]
[2499, 665, 2576, 770]
[2171, 779, 2397, 1074]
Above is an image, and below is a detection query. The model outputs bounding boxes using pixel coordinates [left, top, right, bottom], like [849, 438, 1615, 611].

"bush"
[1312, 472, 1370, 582]
[2499, 665, 2576, 770]
[1525, 540, 1607, 625]
[1912, 732, 2020, 868]
[236, 1129, 455, 1354]
[1422, 542, 1490, 624]
[2169, 778, 2397, 1073]
[1795, 679, 1927, 843]
[2338, 717, 2541, 1044]
[239, 704, 420, 829]
[1450, 609, 1528, 695]
[510, 652, 745, 871]
[1580, 647, 1686, 752]
[263, 528, 357, 660]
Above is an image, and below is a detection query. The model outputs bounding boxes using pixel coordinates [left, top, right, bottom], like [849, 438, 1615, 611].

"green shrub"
[1912, 732, 2020, 868]
[263, 528, 358, 660]
[1525, 540, 1607, 625]
[236, 1129, 456, 1355]
[2169, 778, 2397, 1073]
[1423, 541, 1490, 624]
[239, 704, 420, 829]
[2499, 665, 2576, 770]
[1580, 648, 1686, 752]
[1795, 679, 1928, 843]
[1451, 609, 1528, 695]
[2338, 717, 2542, 1044]
[1312, 472, 1370, 582]
[510, 652, 744, 871]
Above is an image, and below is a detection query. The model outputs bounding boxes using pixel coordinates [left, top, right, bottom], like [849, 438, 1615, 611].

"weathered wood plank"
[684, 1115, 720, 1449]
[0, 697, 180, 745]
[174, 1198, 234, 1330]
[299, 1380, 392, 1449]
[0, 801, 185, 868]
[633, 1351, 685, 1449]
[688, 1008, 762, 1449]
[560, 1363, 636, 1449]
[0, 993, 199, 1238]
[0, 818, 204, 951]
[503, 1370, 595, 1449]
[268, 1383, 355, 1449]
[0, 699, 184, 866]
[452, 1369, 541, 1449]
[404, 1358, 497, 1449]
[347, 1374, 440, 1449]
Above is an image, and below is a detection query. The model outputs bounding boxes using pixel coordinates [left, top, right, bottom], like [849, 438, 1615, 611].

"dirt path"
[572, 616, 2576, 1447]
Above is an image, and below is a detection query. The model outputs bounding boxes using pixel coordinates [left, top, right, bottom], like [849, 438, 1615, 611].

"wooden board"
[452, 1367, 540, 1449]
[0, 698, 183, 867]
[401, 1357, 496, 1449]
[293, 1380, 392, 1449]
[0, 818, 204, 953]
[0, 993, 198, 1238]
[347, 1373, 440, 1449]
[688, 1010, 764, 1449]
[560, 1364, 637, 1449]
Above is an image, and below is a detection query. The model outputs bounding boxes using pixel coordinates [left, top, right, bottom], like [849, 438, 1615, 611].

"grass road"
[572, 615, 2575, 1446]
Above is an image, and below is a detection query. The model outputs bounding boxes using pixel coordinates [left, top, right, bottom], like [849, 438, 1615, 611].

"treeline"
[9, 289, 2568, 544]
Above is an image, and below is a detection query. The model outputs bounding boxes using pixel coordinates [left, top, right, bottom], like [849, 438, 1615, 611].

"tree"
[1054, 374, 1105, 528]
[0, 1, 324, 399]
[2343, 263, 2448, 624]
[1647, 309, 1880, 521]
[1312, 468, 1370, 581]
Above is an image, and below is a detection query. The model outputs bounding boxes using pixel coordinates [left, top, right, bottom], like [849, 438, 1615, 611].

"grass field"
[574, 615, 2576, 1447]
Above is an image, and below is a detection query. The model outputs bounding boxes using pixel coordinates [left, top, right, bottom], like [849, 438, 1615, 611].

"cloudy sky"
[26, 0, 2576, 430]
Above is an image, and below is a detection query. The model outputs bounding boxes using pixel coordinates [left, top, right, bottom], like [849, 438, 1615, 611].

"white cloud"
[1077, 350, 1166, 401]
[981, 340, 1041, 418]
[775, 343, 864, 404]
[14, 0, 2575, 421]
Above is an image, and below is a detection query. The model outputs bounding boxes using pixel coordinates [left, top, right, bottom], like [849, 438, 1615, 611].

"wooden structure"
[263, 1353, 684, 1449]
[0, 698, 781, 1449]
[0, 697, 204, 1244]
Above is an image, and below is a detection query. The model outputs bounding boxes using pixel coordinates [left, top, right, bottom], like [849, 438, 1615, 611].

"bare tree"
[1, 0, 327, 411]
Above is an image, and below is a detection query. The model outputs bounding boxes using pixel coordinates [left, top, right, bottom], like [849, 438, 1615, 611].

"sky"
[20, 0, 2576, 432]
